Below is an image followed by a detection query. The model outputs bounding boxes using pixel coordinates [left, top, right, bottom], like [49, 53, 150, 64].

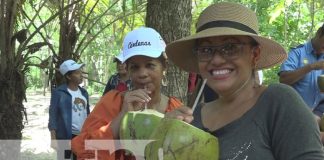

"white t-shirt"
[68, 88, 87, 135]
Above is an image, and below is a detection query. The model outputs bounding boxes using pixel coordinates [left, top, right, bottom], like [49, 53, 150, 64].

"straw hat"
[166, 2, 287, 73]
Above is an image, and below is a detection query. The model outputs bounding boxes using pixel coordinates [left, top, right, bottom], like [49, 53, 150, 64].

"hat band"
[196, 20, 257, 34]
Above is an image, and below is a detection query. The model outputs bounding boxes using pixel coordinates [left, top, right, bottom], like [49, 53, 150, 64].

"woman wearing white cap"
[71, 27, 183, 160]
[165, 2, 324, 159]
[48, 59, 90, 160]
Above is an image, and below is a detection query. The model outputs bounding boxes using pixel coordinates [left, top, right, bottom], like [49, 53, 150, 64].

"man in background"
[279, 23, 324, 142]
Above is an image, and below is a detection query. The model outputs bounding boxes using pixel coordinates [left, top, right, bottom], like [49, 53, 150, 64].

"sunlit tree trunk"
[146, 0, 192, 104]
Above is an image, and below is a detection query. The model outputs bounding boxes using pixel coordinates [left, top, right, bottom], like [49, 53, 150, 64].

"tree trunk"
[0, 0, 26, 158]
[146, 0, 192, 105]
[52, 0, 81, 87]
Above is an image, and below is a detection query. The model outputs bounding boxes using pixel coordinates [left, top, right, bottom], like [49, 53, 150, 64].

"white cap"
[59, 59, 84, 76]
[122, 27, 166, 63]
[114, 52, 124, 62]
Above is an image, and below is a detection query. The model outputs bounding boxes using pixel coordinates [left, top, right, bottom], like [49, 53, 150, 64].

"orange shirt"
[71, 90, 182, 160]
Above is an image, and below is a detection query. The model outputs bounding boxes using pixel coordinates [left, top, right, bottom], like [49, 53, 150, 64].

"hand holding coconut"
[121, 88, 151, 113]
[165, 106, 194, 123]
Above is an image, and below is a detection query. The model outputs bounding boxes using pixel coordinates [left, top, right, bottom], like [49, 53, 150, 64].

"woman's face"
[127, 56, 165, 95]
[196, 35, 259, 96]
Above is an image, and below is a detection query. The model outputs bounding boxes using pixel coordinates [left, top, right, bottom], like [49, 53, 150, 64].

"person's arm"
[314, 115, 324, 144]
[85, 90, 90, 115]
[48, 90, 59, 150]
[279, 64, 313, 85]
[279, 50, 324, 85]
[48, 90, 59, 131]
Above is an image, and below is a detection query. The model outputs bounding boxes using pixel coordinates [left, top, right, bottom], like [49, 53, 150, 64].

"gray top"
[191, 83, 324, 160]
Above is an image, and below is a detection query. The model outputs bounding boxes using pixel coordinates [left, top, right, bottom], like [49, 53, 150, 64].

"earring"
[161, 71, 168, 87]
[253, 61, 261, 88]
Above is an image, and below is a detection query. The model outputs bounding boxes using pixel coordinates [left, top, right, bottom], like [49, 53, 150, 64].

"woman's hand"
[121, 88, 151, 113]
[165, 106, 194, 123]
[112, 88, 152, 138]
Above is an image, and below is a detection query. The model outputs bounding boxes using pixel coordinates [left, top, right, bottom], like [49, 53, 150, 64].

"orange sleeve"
[165, 97, 183, 112]
[71, 90, 123, 160]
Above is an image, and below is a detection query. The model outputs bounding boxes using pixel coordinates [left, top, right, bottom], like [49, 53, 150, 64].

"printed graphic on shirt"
[72, 97, 86, 115]
[225, 141, 252, 160]
[68, 88, 87, 134]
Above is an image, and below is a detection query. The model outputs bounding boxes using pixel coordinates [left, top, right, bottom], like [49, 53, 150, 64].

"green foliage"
[263, 65, 280, 85]
[22, 0, 324, 93]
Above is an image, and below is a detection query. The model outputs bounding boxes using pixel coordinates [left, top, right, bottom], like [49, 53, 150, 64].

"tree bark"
[0, 0, 25, 158]
[52, 0, 81, 87]
[146, 0, 192, 104]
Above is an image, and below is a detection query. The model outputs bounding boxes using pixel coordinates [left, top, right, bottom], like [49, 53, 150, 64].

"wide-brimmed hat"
[166, 2, 287, 73]
[122, 27, 166, 63]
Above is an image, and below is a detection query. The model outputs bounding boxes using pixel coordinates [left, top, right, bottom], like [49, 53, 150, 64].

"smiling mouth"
[210, 69, 232, 76]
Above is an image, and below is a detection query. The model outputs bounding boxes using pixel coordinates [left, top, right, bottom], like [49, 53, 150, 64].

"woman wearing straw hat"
[71, 27, 182, 160]
[166, 2, 324, 159]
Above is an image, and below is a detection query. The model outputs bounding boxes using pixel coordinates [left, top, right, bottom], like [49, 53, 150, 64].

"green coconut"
[145, 118, 219, 160]
[120, 109, 164, 140]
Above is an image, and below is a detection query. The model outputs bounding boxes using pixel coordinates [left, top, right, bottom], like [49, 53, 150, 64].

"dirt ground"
[21, 90, 100, 159]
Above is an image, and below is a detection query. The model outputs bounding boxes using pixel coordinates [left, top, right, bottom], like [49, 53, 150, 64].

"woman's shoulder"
[91, 90, 123, 114]
[51, 84, 68, 95]
[264, 83, 298, 97]
[100, 90, 123, 102]
[259, 83, 307, 111]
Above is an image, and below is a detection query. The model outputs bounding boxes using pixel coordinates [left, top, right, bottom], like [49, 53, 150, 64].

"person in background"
[165, 2, 324, 159]
[279, 23, 324, 142]
[48, 59, 90, 160]
[103, 53, 131, 95]
[188, 72, 198, 95]
[71, 27, 183, 160]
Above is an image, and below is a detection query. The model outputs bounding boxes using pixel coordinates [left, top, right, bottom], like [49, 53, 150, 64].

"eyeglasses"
[193, 43, 251, 62]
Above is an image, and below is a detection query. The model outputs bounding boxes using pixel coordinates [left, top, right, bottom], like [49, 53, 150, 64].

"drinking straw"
[144, 85, 148, 110]
[192, 79, 207, 112]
